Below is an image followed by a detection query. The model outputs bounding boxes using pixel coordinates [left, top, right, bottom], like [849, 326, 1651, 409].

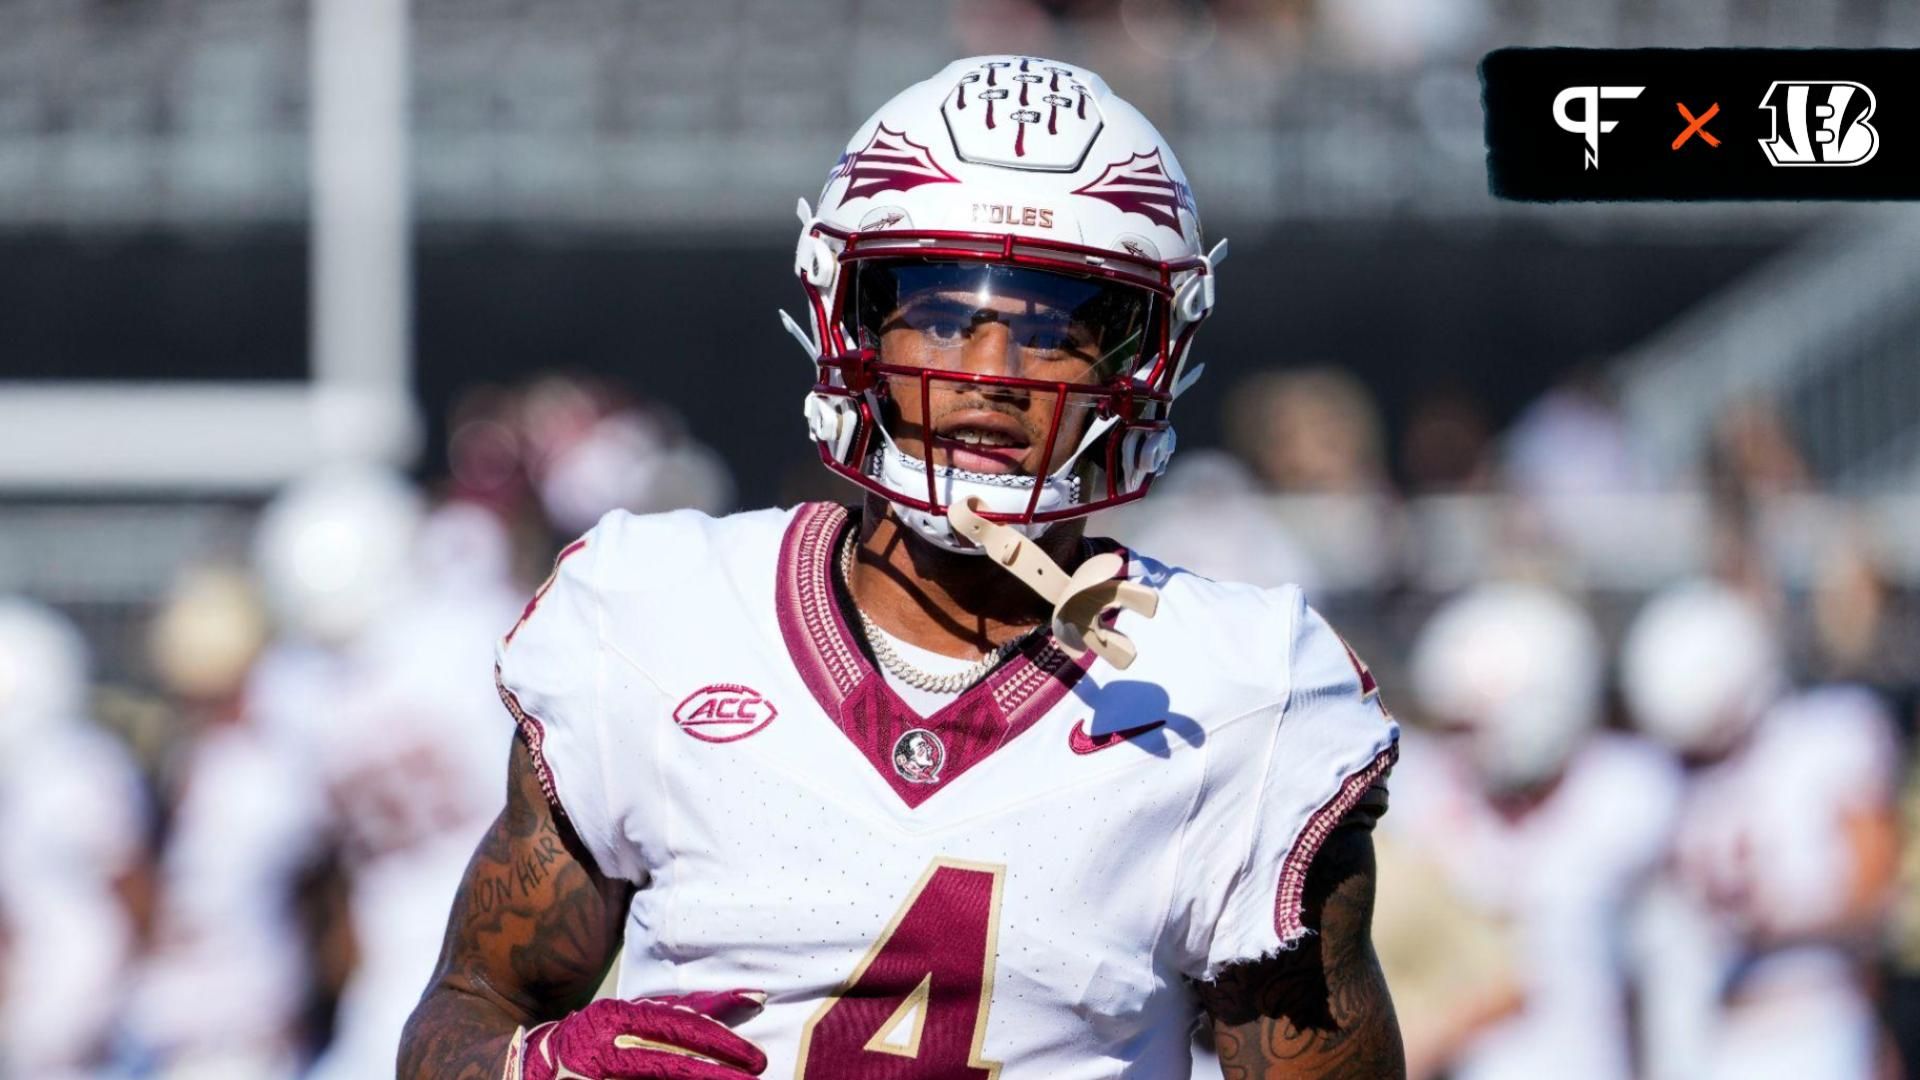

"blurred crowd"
[1129, 366, 1920, 1080]
[2, 365, 1917, 1080]
[951, 0, 1491, 73]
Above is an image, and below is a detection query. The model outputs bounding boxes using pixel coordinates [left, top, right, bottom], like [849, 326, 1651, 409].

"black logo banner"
[1483, 48, 1920, 200]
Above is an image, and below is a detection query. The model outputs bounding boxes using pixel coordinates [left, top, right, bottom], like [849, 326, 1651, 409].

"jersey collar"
[775, 502, 1095, 808]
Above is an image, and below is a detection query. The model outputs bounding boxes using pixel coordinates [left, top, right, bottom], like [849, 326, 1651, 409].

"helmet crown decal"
[944, 57, 1101, 171]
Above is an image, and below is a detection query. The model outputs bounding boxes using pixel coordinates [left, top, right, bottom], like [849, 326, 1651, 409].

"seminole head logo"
[1071, 149, 1196, 232]
[832, 125, 960, 207]
[891, 728, 946, 785]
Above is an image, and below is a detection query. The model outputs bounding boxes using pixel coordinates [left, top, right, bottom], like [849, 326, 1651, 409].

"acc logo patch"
[673, 684, 778, 743]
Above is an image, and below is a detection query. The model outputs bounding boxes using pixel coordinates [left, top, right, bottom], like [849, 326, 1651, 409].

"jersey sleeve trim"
[491, 516, 647, 885]
[1272, 742, 1398, 943]
[503, 536, 589, 650]
[496, 666, 567, 822]
[497, 664, 635, 884]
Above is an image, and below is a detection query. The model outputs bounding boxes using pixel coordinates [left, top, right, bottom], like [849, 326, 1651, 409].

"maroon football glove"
[507, 989, 769, 1080]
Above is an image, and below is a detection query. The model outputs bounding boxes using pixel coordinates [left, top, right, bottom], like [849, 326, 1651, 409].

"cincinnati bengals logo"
[673, 684, 779, 743]
[833, 125, 959, 207]
[1071, 149, 1196, 232]
[1758, 81, 1879, 167]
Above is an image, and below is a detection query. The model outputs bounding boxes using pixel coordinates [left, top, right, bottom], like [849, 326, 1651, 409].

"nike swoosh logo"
[1068, 718, 1167, 755]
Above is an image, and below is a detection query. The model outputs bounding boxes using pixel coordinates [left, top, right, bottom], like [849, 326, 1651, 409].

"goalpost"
[0, 0, 416, 494]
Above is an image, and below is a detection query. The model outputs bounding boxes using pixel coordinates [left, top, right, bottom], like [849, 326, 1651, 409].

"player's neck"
[844, 495, 1086, 661]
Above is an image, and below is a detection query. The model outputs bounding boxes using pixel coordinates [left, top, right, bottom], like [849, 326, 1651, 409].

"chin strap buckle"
[946, 496, 1157, 670]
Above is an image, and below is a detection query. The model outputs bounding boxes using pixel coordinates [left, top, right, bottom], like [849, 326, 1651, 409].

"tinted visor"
[849, 260, 1152, 384]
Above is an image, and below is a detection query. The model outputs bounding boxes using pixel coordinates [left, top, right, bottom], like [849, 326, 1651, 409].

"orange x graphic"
[1673, 102, 1721, 149]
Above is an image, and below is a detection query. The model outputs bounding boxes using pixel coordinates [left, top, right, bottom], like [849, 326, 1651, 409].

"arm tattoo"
[397, 737, 632, 1080]
[1196, 824, 1405, 1080]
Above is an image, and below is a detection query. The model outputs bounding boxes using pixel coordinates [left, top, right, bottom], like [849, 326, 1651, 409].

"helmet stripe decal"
[1071, 149, 1188, 231]
[836, 125, 959, 207]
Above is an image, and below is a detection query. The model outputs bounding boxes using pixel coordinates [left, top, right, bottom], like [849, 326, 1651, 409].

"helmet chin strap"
[867, 403, 1120, 553]
[946, 496, 1157, 670]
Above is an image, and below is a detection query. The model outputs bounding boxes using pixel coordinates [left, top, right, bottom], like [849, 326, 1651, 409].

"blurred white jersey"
[134, 506, 524, 1080]
[127, 692, 327, 1077]
[0, 722, 146, 1078]
[1641, 686, 1898, 1080]
[497, 503, 1398, 1079]
[1385, 730, 1681, 1080]
[298, 546, 524, 1080]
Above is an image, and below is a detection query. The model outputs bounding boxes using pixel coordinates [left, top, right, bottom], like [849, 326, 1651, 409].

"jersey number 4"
[796, 858, 1005, 1079]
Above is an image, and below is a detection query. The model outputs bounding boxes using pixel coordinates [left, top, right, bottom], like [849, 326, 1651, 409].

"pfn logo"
[1758, 81, 1879, 167]
[1552, 85, 1645, 169]
[673, 684, 778, 743]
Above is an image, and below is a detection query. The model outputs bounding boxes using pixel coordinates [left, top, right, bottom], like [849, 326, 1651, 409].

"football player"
[403, 56, 1402, 1079]
[1390, 582, 1680, 1080]
[136, 468, 525, 1078]
[0, 598, 149, 1078]
[1622, 580, 1899, 1080]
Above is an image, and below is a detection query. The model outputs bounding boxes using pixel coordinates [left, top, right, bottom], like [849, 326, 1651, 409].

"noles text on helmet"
[782, 55, 1229, 553]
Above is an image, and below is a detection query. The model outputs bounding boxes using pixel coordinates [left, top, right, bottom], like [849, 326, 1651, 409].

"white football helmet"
[253, 465, 424, 645]
[148, 567, 269, 703]
[786, 55, 1227, 551]
[0, 597, 90, 740]
[1410, 582, 1604, 793]
[1621, 579, 1782, 756]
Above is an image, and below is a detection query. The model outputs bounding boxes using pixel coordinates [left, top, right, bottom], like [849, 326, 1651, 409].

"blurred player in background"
[403, 55, 1402, 1080]
[1387, 581, 1680, 1080]
[0, 599, 150, 1079]
[518, 377, 736, 539]
[126, 565, 316, 1078]
[290, 476, 528, 1080]
[1624, 579, 1900, 1080]
[131, 466, 525, 1079]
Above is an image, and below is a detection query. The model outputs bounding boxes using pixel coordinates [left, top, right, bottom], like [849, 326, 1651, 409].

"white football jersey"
[133, 506, 524, 1080]
[125, 710, 323, 1076]
[1667, 686, 1898, 941]
[1383, 731, 1681, 1080]
[0, 723, 146, 1076]
[1639, 685, 1898, 1080]
[300, 574, 524, 1080]
[496, 502, 1398, 1079]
